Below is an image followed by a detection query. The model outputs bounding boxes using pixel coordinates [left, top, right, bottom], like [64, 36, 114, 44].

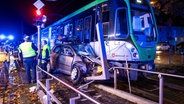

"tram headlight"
[125, 42, 139, 60]
[140, 65, 153, 70]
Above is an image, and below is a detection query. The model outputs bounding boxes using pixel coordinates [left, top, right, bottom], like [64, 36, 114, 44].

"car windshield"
[72, 43, 96, 57]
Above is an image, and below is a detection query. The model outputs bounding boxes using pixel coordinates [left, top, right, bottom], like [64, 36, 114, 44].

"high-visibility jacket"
[42, 44, 50, 60]
[18, 42, 37, 58]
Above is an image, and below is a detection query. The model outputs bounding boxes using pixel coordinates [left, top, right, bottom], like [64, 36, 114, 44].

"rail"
[36, 66, 100, 104]
[112, 66, 184, 104]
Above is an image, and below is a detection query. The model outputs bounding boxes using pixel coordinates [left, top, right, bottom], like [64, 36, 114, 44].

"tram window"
[64, 25, 67, 36]
[84, 16, 92, 43]
[59, 27, 64, 36]
[52, 28, 56, 35]
[103, 22, 109, 36]
[102, 11, 109, 37]
[133, 16, 142, 32]
[75, 19, 83, 42]
[69, 24, 73, 36]
[116, 9, 128, 39]
[64, 23, 73, 36]
[102, 11, 109, 22]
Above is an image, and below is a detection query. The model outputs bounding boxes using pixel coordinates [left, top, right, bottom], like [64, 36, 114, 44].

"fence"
[36, 62, 184, 104]
[36, 66, 100, 104]
[112, 66, 184, 104]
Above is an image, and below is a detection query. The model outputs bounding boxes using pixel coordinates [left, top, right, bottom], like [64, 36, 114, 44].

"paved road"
[155, 50, 184, 65]
[0, 50, 183, 103]
[0, 64, 41, 104]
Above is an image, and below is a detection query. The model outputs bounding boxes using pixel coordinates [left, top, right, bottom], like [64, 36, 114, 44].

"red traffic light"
[36, 9, 42, 16]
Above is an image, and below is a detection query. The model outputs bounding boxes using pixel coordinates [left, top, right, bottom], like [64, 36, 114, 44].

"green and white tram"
[32, 0, 158, 80]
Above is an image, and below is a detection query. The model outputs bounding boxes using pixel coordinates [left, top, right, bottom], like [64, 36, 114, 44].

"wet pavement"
[0, 67, 41, 104]
[0, 51, 183, 104]
[155, 50, 184, 65]
[0, 66, 135, 104]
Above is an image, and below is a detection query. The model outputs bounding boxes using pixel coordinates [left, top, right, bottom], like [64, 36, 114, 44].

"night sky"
[0, 0, 36, 40]
[0, 0, 93, 41]
[0, 0, 184, 41]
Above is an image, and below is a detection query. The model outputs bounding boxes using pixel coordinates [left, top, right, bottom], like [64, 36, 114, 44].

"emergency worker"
[41, 40, 50, 78]
[18, 35, 38, 83]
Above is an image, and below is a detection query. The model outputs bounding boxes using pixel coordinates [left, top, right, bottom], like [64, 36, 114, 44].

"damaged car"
[50, 43, 102, 84]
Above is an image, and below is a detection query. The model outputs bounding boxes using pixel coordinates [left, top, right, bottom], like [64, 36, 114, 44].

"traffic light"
[36, 9, 42, 16]
[35, 9, 42, 25]
[34, 9, 47, 27]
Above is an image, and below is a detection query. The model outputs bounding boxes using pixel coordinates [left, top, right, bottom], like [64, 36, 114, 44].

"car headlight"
[96, 66, 102, 73]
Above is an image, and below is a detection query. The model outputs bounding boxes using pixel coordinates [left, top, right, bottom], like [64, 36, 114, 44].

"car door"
[57, 46, 67, 73]
[50, 46, 61, 70]
[62, 46, 74, 75]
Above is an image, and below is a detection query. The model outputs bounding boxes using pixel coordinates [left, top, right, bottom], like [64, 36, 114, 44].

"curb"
[37, 90, 47, 104]
[95, 84, 158, 104]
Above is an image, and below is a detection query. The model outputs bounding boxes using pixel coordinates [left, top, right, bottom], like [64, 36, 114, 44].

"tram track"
[146, 76, 184, 91]
[100, 76, 184, 104]
[45, 74, 135, 104]
[44, 72, 184, 104]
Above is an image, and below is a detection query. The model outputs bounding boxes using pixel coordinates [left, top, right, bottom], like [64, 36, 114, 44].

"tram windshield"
[131, 4, 157, 42]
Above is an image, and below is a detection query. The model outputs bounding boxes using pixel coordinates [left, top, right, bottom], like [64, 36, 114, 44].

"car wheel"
[71, 65, 82, 85]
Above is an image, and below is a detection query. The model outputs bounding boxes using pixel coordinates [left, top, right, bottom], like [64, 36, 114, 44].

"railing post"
[36, 66, 40, 90]
[114, 68, 117, 89]
[46, 79, 51, 104]
[158, 74, 163, 104]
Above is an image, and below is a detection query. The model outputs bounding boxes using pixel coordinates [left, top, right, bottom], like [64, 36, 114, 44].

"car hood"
[80, 54, 101, 65]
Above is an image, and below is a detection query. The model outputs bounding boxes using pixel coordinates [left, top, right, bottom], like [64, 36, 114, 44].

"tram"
[32, 0, 158, 80]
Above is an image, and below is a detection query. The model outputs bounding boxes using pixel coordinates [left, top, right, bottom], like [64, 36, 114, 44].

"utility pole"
[37, 25, 41, 65]
[33, 0, 45, 66]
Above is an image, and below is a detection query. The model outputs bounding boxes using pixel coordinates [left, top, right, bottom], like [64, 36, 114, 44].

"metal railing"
[112, 66, 184, 104]
[36, 66, 100, 104]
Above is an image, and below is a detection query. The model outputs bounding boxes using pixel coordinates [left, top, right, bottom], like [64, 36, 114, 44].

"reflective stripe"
[19, 42, 36, 58]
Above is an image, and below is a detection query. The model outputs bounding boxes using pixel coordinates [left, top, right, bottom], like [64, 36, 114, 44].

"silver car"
[50, 43, 102, 84]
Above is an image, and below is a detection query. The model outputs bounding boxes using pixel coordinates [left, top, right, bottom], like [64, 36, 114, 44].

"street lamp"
[7, 35, 14, 40]
[0, 34, 6, 40]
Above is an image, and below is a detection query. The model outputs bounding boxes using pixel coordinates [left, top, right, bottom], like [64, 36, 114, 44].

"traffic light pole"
[37, 25, 41, 66]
